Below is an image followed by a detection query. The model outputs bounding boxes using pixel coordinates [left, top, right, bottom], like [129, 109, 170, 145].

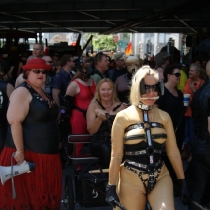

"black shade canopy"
[0, 0, 209, 34]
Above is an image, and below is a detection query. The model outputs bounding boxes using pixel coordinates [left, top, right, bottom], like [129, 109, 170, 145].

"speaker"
[186, 36, 193, 47]
[0, 161, 35, 185]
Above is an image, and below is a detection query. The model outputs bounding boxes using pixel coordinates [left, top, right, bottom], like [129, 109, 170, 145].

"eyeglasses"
[32, 70, 47, 74]
[46, 61, 53, 64]
[171, 73, 181, 77]
[145, 84, 158, 93]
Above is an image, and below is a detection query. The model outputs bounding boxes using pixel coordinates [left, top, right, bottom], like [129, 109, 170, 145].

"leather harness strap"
[124, 108, 164, 194]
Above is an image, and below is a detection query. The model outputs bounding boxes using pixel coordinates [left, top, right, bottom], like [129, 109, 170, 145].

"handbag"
[76, 161, 108, 208]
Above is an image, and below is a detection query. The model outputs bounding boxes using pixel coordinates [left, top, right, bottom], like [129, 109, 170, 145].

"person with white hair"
[106, 65, 188, 210]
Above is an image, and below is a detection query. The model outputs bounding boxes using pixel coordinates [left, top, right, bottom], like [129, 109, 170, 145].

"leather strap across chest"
[125, 122, 163, 133]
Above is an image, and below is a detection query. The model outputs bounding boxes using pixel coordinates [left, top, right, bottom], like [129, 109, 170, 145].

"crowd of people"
[0, 42, 210, 209]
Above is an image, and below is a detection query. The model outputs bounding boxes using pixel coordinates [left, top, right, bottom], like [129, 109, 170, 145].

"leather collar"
[137, 102, 152, 111]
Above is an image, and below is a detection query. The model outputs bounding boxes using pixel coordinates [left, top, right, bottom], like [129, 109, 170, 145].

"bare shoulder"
[10, 86, 31, 102]
[69, 80, 79, 87]
[115, 102, 128, 110]
[88, 101, 97, 110]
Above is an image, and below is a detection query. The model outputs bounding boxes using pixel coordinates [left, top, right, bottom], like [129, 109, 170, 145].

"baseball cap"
[113, 52, 125, 60]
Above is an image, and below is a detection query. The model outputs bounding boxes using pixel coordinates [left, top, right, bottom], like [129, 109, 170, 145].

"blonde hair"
[130, 65, 159, 106]
[92, 78, 119, 104]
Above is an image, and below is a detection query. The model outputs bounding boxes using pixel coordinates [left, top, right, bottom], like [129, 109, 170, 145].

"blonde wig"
[129, 65, 159, 106]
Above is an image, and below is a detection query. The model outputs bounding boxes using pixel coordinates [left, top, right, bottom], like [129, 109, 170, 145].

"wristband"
[16, 151, 24, 154]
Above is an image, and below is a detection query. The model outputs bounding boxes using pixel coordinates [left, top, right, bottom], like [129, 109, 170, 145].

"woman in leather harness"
[86, 78, 127, 168]
[106, 66, 188, 210]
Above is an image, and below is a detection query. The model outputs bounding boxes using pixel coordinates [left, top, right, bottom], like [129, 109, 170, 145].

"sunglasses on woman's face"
[32, 70, 47, 74]
[171, 73, 181, 77]
[145, 84, 159, 93]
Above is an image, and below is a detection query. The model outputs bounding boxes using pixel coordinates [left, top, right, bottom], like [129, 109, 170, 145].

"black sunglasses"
[32, 70, 47, 74]
[145, 84, 159, 93]
[171, 73, 181, 77]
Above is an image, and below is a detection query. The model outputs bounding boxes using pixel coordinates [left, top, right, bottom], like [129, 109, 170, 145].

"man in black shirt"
[190, 60, 210, 209]
[108, 52, 127, 83]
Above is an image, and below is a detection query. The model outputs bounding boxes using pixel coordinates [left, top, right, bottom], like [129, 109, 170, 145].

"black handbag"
[76, 162, 109, 208]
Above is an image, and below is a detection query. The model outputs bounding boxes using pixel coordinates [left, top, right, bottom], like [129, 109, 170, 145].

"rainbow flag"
[125, 42, 133, 55]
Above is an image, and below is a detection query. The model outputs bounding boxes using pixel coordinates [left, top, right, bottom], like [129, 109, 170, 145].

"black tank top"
[5, 82, 59, 154]
[0, 80, 9, 128]
[91, 115, 115, 144]
[91, 100, 122, 144]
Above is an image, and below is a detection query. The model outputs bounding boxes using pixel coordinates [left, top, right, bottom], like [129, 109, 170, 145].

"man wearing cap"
[108, 52, 127, 83]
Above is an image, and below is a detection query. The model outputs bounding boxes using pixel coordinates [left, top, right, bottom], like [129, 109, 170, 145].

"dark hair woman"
[155, 63, 185, 185]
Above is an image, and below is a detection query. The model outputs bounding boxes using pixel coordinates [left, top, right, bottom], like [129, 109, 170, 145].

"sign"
[118, 40, 127, 49]
[113, 34, 118, 43]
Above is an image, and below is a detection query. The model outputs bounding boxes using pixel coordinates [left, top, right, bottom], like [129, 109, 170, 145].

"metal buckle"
[148, 173, 155, 191]
[148, 164, 155, 171]
[146, 147, 154, 155]
[144, 122, 151, 129]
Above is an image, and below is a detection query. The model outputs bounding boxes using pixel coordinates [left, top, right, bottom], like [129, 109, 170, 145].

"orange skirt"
[0, 147, 62, 210]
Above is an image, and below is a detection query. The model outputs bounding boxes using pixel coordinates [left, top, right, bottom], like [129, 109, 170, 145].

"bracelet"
[16, 151, 24, 154]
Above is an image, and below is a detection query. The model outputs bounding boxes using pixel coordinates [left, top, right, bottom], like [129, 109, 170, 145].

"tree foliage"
[83, 33, 117, 51]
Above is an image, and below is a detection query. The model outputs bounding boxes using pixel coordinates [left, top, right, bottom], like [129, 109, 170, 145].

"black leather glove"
[106, 184, 120, 208]
[64, 95, 74, 117]
[178, 179, 189, 205]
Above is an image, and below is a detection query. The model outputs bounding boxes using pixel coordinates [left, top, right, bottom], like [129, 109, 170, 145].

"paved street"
[61, 163, 188, 210]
